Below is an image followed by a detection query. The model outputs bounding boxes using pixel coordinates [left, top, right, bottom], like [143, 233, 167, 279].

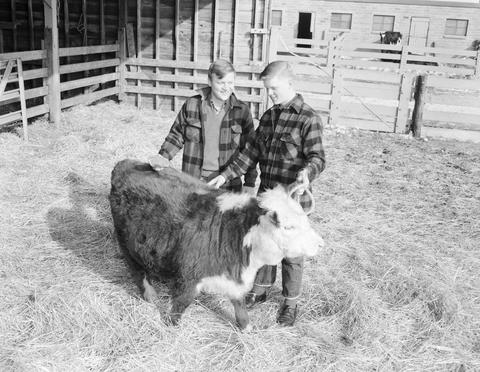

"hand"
[208, 175, 226, 189]
[149, 154, 170, 171]
[295, 169, 309, 195]
[242, 186, 256, 195]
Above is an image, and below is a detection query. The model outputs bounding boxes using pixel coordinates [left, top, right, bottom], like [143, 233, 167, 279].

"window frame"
[271, 9, 283, 27]
[330, 12, 353, 31]
[444, 18, 468, 37]
[372, 14, 395, 33]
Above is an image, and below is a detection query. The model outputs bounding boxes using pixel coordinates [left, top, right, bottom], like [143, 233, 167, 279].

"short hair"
[259, 61, 295, 81]
[208, 59, 235, 80]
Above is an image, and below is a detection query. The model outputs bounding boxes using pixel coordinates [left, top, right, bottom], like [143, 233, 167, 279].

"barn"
[1, 0, 479, 141]
[271, 0, 480, 49]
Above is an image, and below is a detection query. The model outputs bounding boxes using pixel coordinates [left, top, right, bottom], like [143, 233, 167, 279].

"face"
[209, 72, 235, 102]
[263, 75, 294, 105]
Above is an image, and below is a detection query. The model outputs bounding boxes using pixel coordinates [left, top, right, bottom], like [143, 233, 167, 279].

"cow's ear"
[267, 211, 280, 227]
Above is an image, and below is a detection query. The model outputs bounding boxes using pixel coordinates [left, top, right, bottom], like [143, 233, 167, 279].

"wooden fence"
[0, 44, 120, 131]
[272, 35, 480, 140]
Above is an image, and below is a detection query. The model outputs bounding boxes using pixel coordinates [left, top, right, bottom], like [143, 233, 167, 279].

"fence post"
[399, 45, 408, 72]
[44, 0, 61, 125]
[411, 74, 427, 138]
[326, 40, 336, 69]
[395, 72, 414, 134]
[475, 49, 480, 78]
[118, 27, 127, 103]
[267, 26, 280, 63]
[329, 68, 343, 127]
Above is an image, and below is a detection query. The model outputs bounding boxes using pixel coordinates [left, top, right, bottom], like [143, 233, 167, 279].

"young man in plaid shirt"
[150, 59, 257, 193]
[209, 61, 326, 326]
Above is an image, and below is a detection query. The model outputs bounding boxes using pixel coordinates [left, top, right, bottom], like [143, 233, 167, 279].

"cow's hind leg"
[231, 299, 251, 331]
[168, 283, 196, 326]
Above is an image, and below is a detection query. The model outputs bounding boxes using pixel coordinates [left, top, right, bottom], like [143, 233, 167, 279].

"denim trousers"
[252, 256, 304, 300]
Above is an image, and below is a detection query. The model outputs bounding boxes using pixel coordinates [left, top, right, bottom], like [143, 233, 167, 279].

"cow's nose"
[317, 235, 325, 248]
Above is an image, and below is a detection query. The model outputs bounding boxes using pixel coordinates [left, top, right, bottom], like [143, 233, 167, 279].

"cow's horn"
[288, 184, 315, 215]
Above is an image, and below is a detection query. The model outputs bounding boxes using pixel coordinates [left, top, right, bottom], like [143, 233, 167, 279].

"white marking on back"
[216, 193, 253, 213]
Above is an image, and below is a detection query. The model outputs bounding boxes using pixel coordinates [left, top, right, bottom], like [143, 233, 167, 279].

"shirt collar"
[275, 94, 303, 114]
[197, 87, 241, 108]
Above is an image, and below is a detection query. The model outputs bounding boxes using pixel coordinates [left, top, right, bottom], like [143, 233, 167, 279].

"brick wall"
[271, 0, 480, 50]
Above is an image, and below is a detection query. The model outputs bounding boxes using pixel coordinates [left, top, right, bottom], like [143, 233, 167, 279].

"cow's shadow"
[46, 172, 240, 328]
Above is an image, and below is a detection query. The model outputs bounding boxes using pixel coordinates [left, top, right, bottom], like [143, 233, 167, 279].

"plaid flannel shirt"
[222, 94, 325, 209]
[159, 87, 258, 189]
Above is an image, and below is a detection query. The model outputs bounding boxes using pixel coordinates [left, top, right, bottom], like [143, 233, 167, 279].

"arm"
[158, 103, 188, 160]
[240, 108, 258, 187]
[299, 114, 326, 183]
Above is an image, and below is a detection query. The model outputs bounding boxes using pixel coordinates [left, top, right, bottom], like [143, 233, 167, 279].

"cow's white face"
[247, 187, 324, 266]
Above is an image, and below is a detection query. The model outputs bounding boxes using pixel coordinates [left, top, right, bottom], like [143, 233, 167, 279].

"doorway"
[297, 12, 313, 48]
[408, 17, 430, 48]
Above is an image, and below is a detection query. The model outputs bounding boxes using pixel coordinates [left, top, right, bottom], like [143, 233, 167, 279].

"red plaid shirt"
[159, 87, 257, 188]
[222, 94, 325, 209]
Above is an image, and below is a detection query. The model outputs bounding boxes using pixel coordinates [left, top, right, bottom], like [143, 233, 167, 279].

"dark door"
[297, 12, 313, 48]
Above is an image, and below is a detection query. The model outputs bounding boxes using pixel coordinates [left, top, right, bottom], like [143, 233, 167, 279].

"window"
[372, 15, 395, 32]
[272, 10, 283, 26]
[331, 13, 352, 30]
[445, 19, 468, 36]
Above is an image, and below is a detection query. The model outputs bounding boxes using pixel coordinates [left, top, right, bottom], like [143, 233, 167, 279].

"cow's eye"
[284, 225, 295, 230]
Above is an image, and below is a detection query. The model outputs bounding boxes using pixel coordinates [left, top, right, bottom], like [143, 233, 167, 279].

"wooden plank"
[335, 59, 401, 70]
[100, 0, 105, 45]
[0, 50, 47, 62]
[17, 59, 28, 140]
[61, 86, 119, 109]
[293, 38, 329, 48]
[475, 50, 480, 77]
[339, 43, 402, 52]
[423, 110, 480, 127]
[407, 54, 476, 66]
[126, 57, 264, 73]
[136, 0, 142, 108]
[118, 27, 127, 102]
[426, 91, 480, 107]
[337, 117, 394, 132]
[396, 73, 415, 134]
[59, 58, 120, 74]
[0, 88, 19, 103]
[0, 60, 14, 96]
[11, 0, 17, 51]
[411, 74, 427, 137]
[8, 68, 48, 82]
[59, 44, 119, 57]
[126, 85, 265, 102]
[1, 86, 48, 104]
[125, 70, 264, 88]
[0, 104, 48, 127]
[339, 50, 402, 61]
[174, 0, 179, 111]
[329, 68, 343, 126]
[232, 0, 238, 64]
[28, 0, 34, 50]
[0, 30, 3, 53]
[213, 0, 218, 59]
[60, 72, 118, 92]
[427, 76, 480, 91]
[44, 0, 61, 124]
[408, 45, 477, 57]
[155, 0, 160, 110]
[342, 82, 400, 100]
[340, 69, 401, 83]
[404, 64, 474, 76]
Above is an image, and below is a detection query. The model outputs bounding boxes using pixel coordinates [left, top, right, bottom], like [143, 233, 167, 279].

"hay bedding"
[0, 101, 479, 371]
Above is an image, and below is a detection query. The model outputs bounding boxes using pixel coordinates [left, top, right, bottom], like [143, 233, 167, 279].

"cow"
[109, 159, 324, 330]
[380, 31, 402, 63]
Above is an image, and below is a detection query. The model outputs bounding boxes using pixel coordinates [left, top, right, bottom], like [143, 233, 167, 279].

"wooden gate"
[0, 58, 28, 140]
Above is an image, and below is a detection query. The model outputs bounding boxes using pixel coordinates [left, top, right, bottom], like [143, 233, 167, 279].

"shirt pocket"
[230, 123, 242, 148]
[279, 132, 302, 161]
[185, 120, 202, 143]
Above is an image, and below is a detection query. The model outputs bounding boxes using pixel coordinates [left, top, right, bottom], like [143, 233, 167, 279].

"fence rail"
[1, 44, 120, 129]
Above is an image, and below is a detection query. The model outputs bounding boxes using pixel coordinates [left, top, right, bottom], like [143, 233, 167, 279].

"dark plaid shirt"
[222, 94, 325, 209]
[159, 87, 258, 188]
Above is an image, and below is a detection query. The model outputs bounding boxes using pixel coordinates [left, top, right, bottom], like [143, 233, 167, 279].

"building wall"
[271, 0, 480, 50]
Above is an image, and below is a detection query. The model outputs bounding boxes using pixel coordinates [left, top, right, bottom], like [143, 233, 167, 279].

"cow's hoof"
[166, 313, 181, 327]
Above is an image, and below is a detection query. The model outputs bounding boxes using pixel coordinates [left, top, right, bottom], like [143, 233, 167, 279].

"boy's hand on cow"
[149, 154, 170, 170]
[295, 169, 309, 195]
[242, 186, 256, 195]
[208, 175, 226, 189]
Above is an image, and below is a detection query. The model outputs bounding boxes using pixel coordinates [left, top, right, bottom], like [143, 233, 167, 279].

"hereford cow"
[380, 31, 402, 63]
[109, 159, 324, 330]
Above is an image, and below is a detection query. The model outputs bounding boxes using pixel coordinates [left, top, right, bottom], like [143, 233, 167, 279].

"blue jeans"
[252, 256, 304, 300]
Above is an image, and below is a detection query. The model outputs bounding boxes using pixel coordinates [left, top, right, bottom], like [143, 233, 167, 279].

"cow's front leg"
[168, 284, 196, 326]
[142, 273, 158, 303]
[231, 298, 251, 331]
